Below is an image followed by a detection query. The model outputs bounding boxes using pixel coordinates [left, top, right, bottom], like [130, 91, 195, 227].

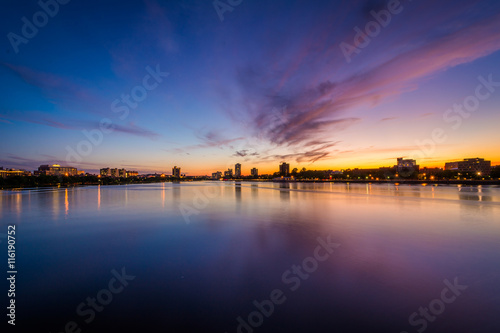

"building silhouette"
[396, 158, 419, 172]
[251, 168, 258, 177]
[445, 158, 491, 175]
[0, 167, 31, 178]
[279, 162, 290, 176]
[111, 168, 119, 177]
[37, 164, 77, 176]
[100, 167, 134, 178]
[100, 168, 111, 177]
[235, 163, 241, 178]
[172, 166, 181, 178]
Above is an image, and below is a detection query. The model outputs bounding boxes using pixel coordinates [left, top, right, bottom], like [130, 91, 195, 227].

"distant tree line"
[0, 175, 190, 189]
[1, 166, 499, 189]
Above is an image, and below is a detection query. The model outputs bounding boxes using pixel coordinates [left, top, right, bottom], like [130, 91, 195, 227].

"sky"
[1, 0, 500, 175]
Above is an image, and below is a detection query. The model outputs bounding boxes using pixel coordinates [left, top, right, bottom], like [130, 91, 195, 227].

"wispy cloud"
[380, 117, 398, 122]
[3, 63, 107, 116]
[165, 128, 244, 154]
[233, 150, 260, 157]
[113, 122, 161, 139]
[219, 1, 500, 163]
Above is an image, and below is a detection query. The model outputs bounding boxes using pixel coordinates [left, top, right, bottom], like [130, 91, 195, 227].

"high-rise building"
[224, 169, 233, 178]
[172, 166, 181, 178]
[251, 168, 258, 177]
[212, 171, 222, 180]
[279, 163, 290, 176]
[235, 163, 241, 178]
[37, 164, 77, 176]
[100, 168, 111, 177]
[111, 168, 119, 177]
[445, 158, 491, 175]
[101, 167, 134, 178]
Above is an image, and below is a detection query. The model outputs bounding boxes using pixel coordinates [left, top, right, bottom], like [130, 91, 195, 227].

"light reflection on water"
[0, 182, 499, 332]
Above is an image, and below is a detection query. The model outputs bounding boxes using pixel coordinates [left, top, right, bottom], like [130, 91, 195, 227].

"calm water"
[1, 182, 500, 332]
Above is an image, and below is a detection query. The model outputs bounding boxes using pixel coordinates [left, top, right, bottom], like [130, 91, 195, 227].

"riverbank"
[1, 176, 499, 190]
[269, 179, 500, 186]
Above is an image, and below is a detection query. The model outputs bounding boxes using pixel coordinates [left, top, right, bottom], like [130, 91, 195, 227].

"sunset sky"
[1, 0, 500, 175]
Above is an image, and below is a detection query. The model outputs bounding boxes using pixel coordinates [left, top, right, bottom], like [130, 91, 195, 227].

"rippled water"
[1, 182, 499, 332]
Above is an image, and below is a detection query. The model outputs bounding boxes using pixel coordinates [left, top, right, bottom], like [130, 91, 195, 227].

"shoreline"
[1, 178, 499, 190]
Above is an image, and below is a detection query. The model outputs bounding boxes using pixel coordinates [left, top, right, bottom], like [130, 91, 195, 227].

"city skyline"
[0, 156, 496, 178]
[3, 2, 500, 333]
[1, 0, 500, 175]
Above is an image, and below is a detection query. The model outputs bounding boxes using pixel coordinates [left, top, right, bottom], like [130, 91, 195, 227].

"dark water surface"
[1, 182, 500, 332]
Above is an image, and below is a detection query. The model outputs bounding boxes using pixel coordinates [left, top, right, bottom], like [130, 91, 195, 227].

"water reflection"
[161, 183, 166, 207]
[65, 188, 69, 217]
[15, 192, 22, 218]
[98, 185, 101, 210]
[1, 182, 500, 332]
[251, 184, 258, 199]
[235, 182, 242, 202]
[172, 184, 181, 201]
[458, 186, 493, 201]
[279, 182, 290, 201]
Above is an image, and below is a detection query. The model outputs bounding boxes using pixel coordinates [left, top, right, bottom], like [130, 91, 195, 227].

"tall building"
[279, 162, 290, 176]
[37, 164, 77, 176]
[111, 168, 119, 177]
[212, 171, 222, 180]
[224, 169, 233, 178]
[172, 166, 181, 178]
[101, 168, 136, 178]
[251, 168, 258, 177]
[100, 168, 111, 177]
[396, 158, 419, 172]
[445, 158, 491, 175]
[235, 163, 241, 178]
